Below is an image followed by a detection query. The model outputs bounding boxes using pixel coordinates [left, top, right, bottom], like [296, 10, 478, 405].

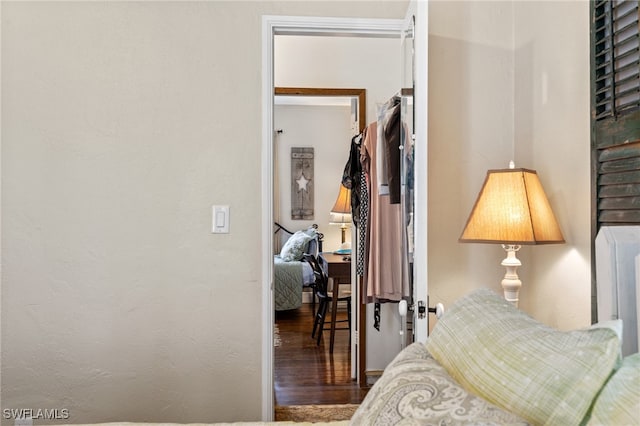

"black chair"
[303, 253, 351, 353]
[304, 261, 319, 318]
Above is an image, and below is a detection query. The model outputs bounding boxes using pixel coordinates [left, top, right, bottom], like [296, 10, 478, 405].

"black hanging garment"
[342, 133, 363, 226]
[378, 96, 402, 205]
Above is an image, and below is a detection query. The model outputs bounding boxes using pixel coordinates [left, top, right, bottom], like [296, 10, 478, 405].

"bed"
[273, 223, 323, 311]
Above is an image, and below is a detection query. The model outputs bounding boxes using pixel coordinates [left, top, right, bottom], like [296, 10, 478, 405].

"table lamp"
[459, 164, 564, 307]
[330, 183, 352, 253]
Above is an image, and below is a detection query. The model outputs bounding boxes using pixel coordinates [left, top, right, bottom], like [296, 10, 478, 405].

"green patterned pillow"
[587, 353, 640, 425]
[426, 288, 620, 426]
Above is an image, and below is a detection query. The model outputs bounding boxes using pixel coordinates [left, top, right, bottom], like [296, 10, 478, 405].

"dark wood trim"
[275, 87, 367, 133]
[358, 276, 367, 388]
[274, 87, 368, 387]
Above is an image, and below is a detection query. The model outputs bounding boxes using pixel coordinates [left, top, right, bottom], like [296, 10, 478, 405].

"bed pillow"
[351, 342, 528, 425]
[586, 352, 640, 425]
[304, 227, 320, 256]
[303, 226, 318, 237]
[426, 288, 621, 426]
[280, 230, 315, 261]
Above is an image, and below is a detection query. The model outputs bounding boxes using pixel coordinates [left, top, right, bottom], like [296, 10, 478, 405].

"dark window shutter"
[592, 0, 640, 229]
[590, 0, 640, 322]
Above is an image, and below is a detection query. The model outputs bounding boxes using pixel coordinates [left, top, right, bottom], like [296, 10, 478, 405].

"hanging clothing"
[356, 168, 368, 277]
[377, 96, 402, 204]
[342, 133, 364, 227]
[361, 121, 409, 302]
[402, 122, 415, 258]
[341, 132, 368, 276]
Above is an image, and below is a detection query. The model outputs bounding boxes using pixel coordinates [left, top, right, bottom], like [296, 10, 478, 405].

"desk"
[322, 252, 351, 284]
[321, 252, 352, 352]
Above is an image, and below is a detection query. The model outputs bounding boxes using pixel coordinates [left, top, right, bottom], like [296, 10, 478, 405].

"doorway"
[271, 30, 402, 405]
[262, 9, 428, 420]
[273, 87, 366, 406]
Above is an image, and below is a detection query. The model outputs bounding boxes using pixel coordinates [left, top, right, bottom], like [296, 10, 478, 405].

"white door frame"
[261, 13, 426, 420]
[410, 0, 429, 344]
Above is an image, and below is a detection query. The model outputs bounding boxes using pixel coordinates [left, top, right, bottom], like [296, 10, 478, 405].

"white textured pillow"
[426, 288, 621, 426]
[279, 230, 314, 262]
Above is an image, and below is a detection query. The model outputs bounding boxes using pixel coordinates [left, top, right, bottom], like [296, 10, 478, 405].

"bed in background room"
[273, 223, 322, 311]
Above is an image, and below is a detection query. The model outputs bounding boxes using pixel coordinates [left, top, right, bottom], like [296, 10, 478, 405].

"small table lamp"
[459, 165, 564, 307]
[330, 183, 352, 252]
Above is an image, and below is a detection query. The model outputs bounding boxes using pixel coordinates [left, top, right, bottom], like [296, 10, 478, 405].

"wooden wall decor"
[291, 147, 314, 220]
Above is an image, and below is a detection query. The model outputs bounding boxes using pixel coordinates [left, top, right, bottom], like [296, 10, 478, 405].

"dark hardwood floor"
[274, 302, 369, 406]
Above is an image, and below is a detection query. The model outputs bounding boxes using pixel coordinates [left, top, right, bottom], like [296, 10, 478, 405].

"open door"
[399, 0, 429, 346]
[355, 0, 431, 387]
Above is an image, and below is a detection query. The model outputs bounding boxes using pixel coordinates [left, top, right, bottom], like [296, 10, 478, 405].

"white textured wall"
[428, 0, 516, 320]
[275, 36, 403, 136]
[428, 0, 591, 330]
[1, 0, 592, 422]
[513, 0, 591, 328]
[274, 104, 353, 251]
[0, 1, 408, 423]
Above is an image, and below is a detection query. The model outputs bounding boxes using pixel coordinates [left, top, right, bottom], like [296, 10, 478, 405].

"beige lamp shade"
[330, 184, 352, 246]
[329, 184, 352, 225]
[459, 168, 564, 245]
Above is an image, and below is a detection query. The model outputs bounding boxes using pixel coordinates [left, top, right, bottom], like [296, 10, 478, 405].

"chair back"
[303, 254, 329, 297]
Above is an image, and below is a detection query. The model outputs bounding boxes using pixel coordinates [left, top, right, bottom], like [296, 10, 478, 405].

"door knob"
[428, 303, 445, 319]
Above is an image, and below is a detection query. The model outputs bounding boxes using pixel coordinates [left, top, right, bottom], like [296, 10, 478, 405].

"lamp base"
[340, 225, 347, 245]
[501, 244, 522, 307]
[338, 224, 351, 252]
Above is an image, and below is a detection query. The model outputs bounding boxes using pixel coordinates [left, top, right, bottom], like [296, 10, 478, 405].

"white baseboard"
[302, 289, 314, 304]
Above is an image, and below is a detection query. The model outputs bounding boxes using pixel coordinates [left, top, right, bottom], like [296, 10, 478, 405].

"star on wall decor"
[296, 174, 310, 191]
[291, 147, 314, 220]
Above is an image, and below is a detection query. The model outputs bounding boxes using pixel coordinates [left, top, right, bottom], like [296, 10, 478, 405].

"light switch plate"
[212, 205, 230, 233]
